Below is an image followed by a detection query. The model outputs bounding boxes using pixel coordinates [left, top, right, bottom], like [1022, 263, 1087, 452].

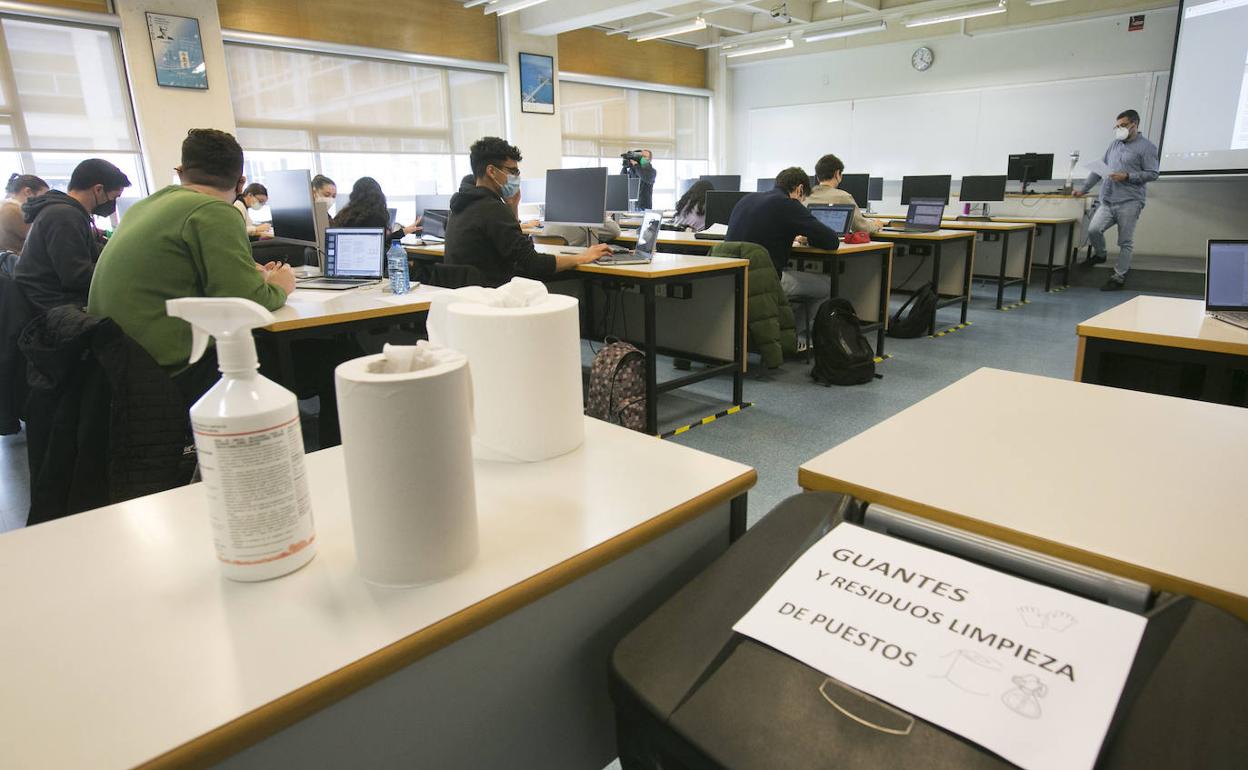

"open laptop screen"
[908, 198, 945, 229]
[1207, 240, 1248, 311]
[324, 228, 385, 278]
[635, 210, 662, 257]
[809, 205, 853, 235]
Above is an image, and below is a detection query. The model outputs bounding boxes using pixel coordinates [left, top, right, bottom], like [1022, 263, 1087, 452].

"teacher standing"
[1074, 108, 1159, 291]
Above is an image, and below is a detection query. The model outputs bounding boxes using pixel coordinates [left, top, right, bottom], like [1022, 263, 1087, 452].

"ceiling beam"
[515, 0, 694, 37]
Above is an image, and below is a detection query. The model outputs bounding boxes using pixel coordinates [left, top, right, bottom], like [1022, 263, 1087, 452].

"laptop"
[421, 209, 449, 242]
[808, 204, 857, 235]
[883, 198, 945, 233]
[1206, 239, 1248, 330]
[597, 209, 661, 265]
[297, 228, 386, 290]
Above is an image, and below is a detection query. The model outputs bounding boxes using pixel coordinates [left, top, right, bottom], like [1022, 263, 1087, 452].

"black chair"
[251, 237, 315, 268]
[427, 263, 485, 289]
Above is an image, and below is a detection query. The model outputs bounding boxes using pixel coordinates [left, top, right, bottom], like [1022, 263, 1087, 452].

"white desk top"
[799, 368, 1248, 619]
[1078, 295, 1248, 357]
[0, 418, 754, 769]
[266, 283, 444, 332]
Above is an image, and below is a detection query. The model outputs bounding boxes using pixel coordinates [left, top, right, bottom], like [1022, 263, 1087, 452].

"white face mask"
[249, 200, 264, 211]
[1114, 126, 1130, 141]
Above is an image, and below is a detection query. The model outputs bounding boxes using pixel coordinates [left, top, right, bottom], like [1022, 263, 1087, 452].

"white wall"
[500, 15, 563, 179]
[728, 8, 1248, 262]
[113, 0, 238, 193]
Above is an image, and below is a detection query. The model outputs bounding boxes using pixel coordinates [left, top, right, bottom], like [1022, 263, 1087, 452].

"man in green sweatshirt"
[88, 128, 295, 404]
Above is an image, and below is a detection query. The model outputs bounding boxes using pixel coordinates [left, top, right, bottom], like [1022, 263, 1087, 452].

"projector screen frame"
[1158, 0, 1248, 176]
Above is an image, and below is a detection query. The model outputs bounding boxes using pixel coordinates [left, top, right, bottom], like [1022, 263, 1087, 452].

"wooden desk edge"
[137, 467, 758, 770]
[263, 301, 433, 332]
[796, 469, 1248, 623]
[1076, 325, 1248, 358]
[574, 259, 749, 279]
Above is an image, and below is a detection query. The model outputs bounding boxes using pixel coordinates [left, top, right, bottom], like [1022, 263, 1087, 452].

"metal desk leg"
[732, 267, 745, 405]
[1043, 224, 1057, 293]
[929, 241, 942, 336]
[1021, 228, 1032, 303]
[1063, 221, 1075, 288]
[996, 230, 1008, 310]
[876, 248, 889, 356]
[643, 283, 658, 435]
[730, 493, 749, 542]
[960, 239, 973, 324]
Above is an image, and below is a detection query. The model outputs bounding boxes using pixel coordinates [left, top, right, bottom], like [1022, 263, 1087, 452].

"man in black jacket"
[14, 158, 130, 313]
[725, 166, 839, 342]
[445, 136, 608, 287]
[622, 149, 656, 210]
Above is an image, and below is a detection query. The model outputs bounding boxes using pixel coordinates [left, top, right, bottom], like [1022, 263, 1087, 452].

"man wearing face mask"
[445, 136, 608, 287]
[621, 149, 656, 210]
[1074, 109, 1159, 291]
[14, 158, 130, 313]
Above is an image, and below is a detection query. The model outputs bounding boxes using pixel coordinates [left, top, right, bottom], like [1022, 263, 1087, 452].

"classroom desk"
[989, 216, 1078, 291]
[867, 228, 977, 335]
[405, 243, 750, 435]
[257, 283, 442, 392]
[613, 229, 896, 354]
[0, 418, 756, 770]
[798, 367, 1248, 621]
[1076, 295, 1248, 405]
[936, 220, 1035, 309]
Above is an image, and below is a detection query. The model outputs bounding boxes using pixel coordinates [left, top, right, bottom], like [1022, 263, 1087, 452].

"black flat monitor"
[605, 175, 629, 212]
[422, 209, 449, 240]
[545, 167, 607, 226]
[900, 174, 952, 205]
[756, 178, 773, 192]
[1007, 153, 1054, 189]
[414, 194, 452, 217]
[867, 176, 884, 201]
[705, 190, 750, 227]
[267, 169, 319, 248]
[839, 174, 869, 208]
[959, 175, 1008, 202]
[699, 175, 742, 192]
[808, 176, 818, 193]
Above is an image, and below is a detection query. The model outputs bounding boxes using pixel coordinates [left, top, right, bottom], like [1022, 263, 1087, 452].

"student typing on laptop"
[445, 137, 609, 287]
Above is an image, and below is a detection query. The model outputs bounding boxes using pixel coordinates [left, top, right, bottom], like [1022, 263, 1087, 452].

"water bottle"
[387, 240, 410, 295]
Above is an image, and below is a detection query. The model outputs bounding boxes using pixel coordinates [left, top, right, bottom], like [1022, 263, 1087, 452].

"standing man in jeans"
[1075, 109, 1159, 291]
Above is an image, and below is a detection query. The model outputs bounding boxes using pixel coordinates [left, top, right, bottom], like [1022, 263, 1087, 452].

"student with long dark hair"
[673, 179, 713, 232]
[233, 182, 272, 238]
[330, 176, 420, 241]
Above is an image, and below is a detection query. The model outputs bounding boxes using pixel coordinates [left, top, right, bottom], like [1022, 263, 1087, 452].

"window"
[0, 17, 144, 225]
[560, 81, 709, 209]
[225, 44, 504, 224]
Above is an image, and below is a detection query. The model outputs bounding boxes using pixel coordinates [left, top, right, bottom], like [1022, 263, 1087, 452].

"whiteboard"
[746, 72, 1163, 181]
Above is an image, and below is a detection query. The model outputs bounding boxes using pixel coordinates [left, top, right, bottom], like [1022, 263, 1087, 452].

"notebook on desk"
[1206, 239, 1248, 330]
[296, 228, 385, 290]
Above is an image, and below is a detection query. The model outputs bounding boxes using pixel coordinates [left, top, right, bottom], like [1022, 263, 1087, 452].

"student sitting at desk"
[806, 153, 880, 234]
[445, 136, 608, 287]
[311, 174, 337, 205]
[233, 182, 273, 238]
[672, 179, 712, 232]
[88, 129, 295, 407]
[330, 177, 421, 242]
[726, 167, 839, 340]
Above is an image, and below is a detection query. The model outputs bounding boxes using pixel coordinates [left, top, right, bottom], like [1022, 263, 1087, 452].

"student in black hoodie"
[445, 136, 608, 287]
[15, 158, 130, 313]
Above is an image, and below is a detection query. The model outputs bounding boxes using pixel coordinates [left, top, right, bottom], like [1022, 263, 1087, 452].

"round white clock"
[911, 46, 934, 72]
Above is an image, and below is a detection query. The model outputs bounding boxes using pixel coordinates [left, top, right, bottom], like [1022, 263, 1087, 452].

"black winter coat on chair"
[19, 306, 193, 526]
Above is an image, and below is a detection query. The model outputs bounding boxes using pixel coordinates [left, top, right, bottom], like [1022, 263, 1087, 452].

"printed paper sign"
[733, 524, 1147, 770]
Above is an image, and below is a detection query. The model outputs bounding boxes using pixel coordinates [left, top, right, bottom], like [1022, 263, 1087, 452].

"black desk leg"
[996, 230, 1008, 310]
[1021, 229, 1031, 303]
[876, 249, 889, 356]
[929, 241, 942, 336]
[1043, 224, 1056, 293]
[1063, 222, 1075, 288]
[732, 267, 745, 406]
[960, 239, 973, 324]
[730, 493, 749, 542]
[643, 283, 658, 435]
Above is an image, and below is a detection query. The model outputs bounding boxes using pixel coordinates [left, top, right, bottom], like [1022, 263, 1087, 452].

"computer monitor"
[545, 167, 607, 226]
[387, 207, 397, 228]
[756, 178, 773, 192]
[900, 175, 952, 205]
[519, 178, 546, 204]
[421, 209, 449, 240]
[605, 175, 629, 212]
[414, 194, 452, 217]
[959, 175, 1008, 202]
[699, 175, 742, 192]
[1007, 153, 1054, 191]
[839, 174, 869, 208]
[868, 177, 884, 201]
[705, 190, 750, 227]
[808, 176, 818, 194]
[1206, 240, 1248, 311]
[267, 169, 319, 248]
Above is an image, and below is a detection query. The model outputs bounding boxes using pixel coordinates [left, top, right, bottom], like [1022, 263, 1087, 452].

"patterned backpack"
[585, 340, 647, 432]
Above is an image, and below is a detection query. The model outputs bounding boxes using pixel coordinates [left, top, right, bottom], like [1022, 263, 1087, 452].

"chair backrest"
[532, 234, 568, 246]
[429, 262, 485, 289]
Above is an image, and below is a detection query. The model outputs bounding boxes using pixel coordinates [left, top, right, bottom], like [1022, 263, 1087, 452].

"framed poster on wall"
[146, 12, 208, 90]
[519, 52, 554, 114]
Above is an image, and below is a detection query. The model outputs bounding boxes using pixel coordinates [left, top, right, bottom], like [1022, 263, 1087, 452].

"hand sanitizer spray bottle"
[167, 297, 317, 581]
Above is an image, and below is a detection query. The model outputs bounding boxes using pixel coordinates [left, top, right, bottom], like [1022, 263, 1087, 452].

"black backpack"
[888, 283, 938, 339]
[810, 298, 876, 386]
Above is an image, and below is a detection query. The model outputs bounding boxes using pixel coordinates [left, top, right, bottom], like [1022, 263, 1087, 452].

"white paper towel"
[427, 278, 584, 463]
[335, 342, 478, 587]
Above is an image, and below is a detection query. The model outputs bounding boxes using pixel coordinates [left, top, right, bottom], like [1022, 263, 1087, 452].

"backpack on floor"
[586, 340, 647, 432]
[888, 283, 938, 339]
[810, 298, 876, 387]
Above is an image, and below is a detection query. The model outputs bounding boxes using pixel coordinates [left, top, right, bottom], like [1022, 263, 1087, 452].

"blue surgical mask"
[492, 167, 520, 199]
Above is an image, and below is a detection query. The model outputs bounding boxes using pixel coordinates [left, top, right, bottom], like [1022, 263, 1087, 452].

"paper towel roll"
[429, 279, 584, 463]
[335, 343, 477, 587]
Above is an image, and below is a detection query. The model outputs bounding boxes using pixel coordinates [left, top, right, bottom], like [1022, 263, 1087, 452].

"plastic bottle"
[166, 297, 317, 582]
[387, 240, 410, 295]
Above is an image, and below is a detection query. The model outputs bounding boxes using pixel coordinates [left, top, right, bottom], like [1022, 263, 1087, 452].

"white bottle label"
[194, 413, 316, 570]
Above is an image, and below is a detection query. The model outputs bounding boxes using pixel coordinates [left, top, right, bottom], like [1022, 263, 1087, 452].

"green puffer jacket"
[710, 240, 797, 368]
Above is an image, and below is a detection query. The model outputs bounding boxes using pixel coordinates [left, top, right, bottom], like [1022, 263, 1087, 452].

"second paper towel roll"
[335, 343, 477, 587]
[431, 281, 584, 462]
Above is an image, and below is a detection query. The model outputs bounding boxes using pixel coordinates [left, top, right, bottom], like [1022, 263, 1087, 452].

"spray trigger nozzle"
[166, 297, 276, 373]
